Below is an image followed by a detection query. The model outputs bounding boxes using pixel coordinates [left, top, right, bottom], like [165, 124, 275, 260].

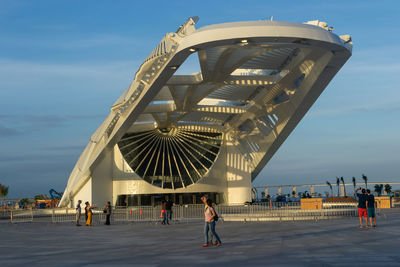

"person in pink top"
[202, 199, 222, 247]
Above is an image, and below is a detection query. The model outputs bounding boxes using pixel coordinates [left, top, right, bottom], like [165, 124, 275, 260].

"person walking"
[366, 189, 377, 227]
[76, 200, 82, 226]
[201, 195, 214, 245]
[166, 199, 173, 223]
[202, 199, 222, 247]
[354, 187, 368, 228]
[161, 200, 167, 225]
[85, 201, 93, 226]
[84, 201, 88, 222]
[104, 201, 112, 225]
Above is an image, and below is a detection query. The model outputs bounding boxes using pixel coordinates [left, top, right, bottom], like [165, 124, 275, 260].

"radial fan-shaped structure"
[118, 129, 222, 188]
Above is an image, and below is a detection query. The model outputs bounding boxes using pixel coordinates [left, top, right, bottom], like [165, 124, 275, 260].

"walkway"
[1, 209, 399, 266]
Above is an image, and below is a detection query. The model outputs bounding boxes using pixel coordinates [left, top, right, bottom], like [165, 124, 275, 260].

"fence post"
[52, 209, 55, 223]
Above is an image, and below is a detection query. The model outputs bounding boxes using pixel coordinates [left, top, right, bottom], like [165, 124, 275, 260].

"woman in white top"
[202, 199, 222, 247]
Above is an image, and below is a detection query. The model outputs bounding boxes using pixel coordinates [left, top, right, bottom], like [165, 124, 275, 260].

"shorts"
[367, 208, 375, 218]
[358, 208, 367, 218]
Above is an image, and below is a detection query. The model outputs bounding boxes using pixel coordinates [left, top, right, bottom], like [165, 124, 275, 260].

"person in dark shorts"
[165, 199, 173, 223]
[365, 189, 377, 227]
[104, 201, 112, 225]
[354, 187, 368, 228]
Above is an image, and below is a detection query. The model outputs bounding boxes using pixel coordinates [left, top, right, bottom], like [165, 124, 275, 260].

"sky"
[1, 0, 400, 198]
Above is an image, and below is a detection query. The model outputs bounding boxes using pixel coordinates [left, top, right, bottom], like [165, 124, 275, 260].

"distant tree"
[362, 174, 368, 189]
[2, 186, 8, 199]
[352, 177, 356, 189]
[336, 177, 340, 196]
[384, 184, 392, 195]
[0, 184, 9, 201]
[340, 177, 347, 197]
[326, 181, 333, 196]
[374, 184, 383, 196]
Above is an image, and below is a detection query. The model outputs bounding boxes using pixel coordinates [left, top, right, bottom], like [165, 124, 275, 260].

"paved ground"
[1, 209, 400, 266]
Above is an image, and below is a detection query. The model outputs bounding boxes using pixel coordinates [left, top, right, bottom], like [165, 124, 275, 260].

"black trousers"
[105, 214, 111, 225]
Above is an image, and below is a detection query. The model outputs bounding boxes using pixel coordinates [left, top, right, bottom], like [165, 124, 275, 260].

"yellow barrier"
[301, 198, 323, 209]
[375, 197, 391, 209]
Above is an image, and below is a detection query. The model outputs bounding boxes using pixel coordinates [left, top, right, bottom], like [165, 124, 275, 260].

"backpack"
[213, 207, 219, 222]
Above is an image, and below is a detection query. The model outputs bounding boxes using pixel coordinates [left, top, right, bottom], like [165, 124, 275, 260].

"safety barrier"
[6, 203, 364, 224]
[10, 209, 33, 223]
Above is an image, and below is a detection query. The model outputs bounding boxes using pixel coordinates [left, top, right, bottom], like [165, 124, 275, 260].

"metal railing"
[4, 202, 366, 224]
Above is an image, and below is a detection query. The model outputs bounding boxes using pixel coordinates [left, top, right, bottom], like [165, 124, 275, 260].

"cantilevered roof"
[60, 17, 352, 205]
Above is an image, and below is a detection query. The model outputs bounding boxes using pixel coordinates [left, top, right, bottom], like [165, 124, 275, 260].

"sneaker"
[373, 225, 377, 227]
[202, 244, 209, 247]
[216, 242, 221, 247]
[214, 241, 218, 246]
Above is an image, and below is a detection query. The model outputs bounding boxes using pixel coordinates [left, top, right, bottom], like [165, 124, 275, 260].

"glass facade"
[116, 192, 225, 207]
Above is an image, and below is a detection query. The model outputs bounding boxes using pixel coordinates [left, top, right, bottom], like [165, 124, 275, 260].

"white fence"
[6, 203, 365, 224]
[10, 209, 33, 223]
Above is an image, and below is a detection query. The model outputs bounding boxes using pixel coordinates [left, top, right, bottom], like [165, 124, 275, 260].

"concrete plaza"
[1, 209, 399, 266]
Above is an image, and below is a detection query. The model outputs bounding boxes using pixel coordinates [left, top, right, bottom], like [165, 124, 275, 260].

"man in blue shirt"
[354, 187, 368, 228]
[365, 189, 377, 227]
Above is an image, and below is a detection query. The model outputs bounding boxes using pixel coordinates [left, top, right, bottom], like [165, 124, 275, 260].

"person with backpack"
[201, 195, 214, 245]
[202, 199, 222, 247]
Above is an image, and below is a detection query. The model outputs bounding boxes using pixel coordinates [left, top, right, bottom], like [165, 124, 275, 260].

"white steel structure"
[59, 17, 352, 207]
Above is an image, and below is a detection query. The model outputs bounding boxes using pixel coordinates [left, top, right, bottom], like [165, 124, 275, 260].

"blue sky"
[1, 0, 400, 198]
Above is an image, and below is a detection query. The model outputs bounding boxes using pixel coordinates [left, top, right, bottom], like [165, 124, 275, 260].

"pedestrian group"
[354, 187, 377, 228]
